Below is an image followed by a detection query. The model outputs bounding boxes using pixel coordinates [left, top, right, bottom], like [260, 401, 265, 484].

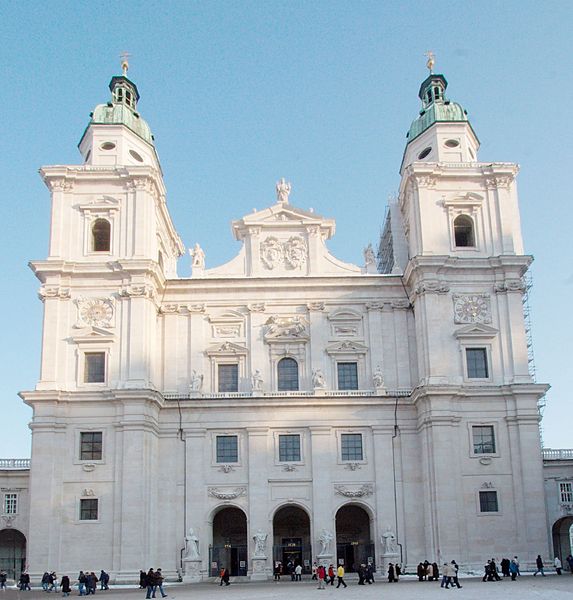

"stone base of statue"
[380, 552, 400, 571]
[374, 386, 386, 396]
[182, 558, 202, 583]
[317, 553, 333, 567]
[250, 556, 268, 581]
[313, 388, 328, 396]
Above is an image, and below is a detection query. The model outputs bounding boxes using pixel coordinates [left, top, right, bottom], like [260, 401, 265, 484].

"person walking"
[311, 562, 317, 581]
[327, 565, 335, 586]
[61, 575, 71, 597]
[501, 558, 510, 577]
[567, 555, 573, 574]
[533, 555, 546, 577]
[555, 557, 562, 575]
[273, 562, 281, 581]
[336, 564, 347, 588]
[78, 571, 87, 596]
[509, 558, 519, 581]
[440, 563, 452, 588]
[99, 570, 110, 590]
[145, 568, 156, 599]
[513, 556, 521, 576]
[221, 568, 230, 586]
[317, 564, 326, 590]
[295, 564, 302, 581]
[0, 571, 6, 590]
[19, 572, 31, 591]
[155, 569, 167, 598]
[387, 563, 397, 583]
[450, 561, 462, 588]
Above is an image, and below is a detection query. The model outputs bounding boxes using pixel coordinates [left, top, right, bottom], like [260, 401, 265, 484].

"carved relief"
[344, 462, 362, 471]
[208, 487, 247, 500]
[307, 302, 325, 311]
[334, 483, 374, 498]
[265, 316, 308, 339]
[218, 464, 235, 473]
[453, 294, 492, 324]
[415, 281, 450, 295]
[75, 297, 114, 328]
[481, 481, 495, 489]
[248, 303, 266, 313]
[494, 279, 526, 293]
[259, 236, 308, 270]
[1, 515, 16, 528]
[213, 325, 241, 338]
[119, 284, 155, 299]
[38, 286, 71, 301]
[82, 488, 95, 497]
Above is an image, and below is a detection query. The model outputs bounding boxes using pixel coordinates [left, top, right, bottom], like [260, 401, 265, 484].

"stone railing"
[164, 389, 411, 401]
[542, 448, 573, 461]
[0, 458, 31, 470]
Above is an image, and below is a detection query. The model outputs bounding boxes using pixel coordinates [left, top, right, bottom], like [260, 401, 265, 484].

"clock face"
[454, 295, 491, 323]
[79, 299, 113, 327]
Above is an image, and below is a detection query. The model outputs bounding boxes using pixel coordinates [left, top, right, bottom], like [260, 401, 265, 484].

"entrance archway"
[335, 504, 374, 573]
[0, 529, 26, 580]
[210, 507, 248, 577]
[273, 505, 312, 574]
[552, 516, 573, 562]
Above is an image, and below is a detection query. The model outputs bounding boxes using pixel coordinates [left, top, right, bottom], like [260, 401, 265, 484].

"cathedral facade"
[17, 65, 549, 582]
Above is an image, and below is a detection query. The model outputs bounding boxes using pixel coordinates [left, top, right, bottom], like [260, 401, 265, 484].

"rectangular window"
[4, 493, 17, 515]
[341, 433, 363, 461]
[79, 498, 99, 521]
[559, 482, 573, 504]
[472, 425, 496, 454]
[279, 434, 301, 462]
[218, 364, 238, 393]
[479, 490, 499, 512]
[337, 362, 358, 391]
[466, 348, 489, 379]
[216, 435, 238, 463]
[84, 352, 106, 383]
[80, 432, 103, 461]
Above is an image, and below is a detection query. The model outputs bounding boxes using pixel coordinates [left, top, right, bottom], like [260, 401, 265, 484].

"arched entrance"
[210, 507, 248, 577]
[552, 516, 573, 562]
[335, 505, 374, 573]
[0, 529, 26, 580]
[273, 505, 312, 574]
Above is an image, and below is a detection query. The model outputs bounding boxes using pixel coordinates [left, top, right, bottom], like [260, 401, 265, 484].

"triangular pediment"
[205, 341, 248, 356]
[77, 195, 121, 213]
[453, 323, 498, 339]
[233, 202, 335, 241]
[71, 326, 116, 343]
[326, 340, 368, 354]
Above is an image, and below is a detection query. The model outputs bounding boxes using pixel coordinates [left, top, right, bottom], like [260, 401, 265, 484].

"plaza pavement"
[3, 575, 573, 600]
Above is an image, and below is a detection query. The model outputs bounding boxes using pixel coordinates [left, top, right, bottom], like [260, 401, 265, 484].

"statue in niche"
[251, 369, 263, 392]
[381, 526, 397, 554]
[190, 370, 203, 392]
[312, 368, 326, 389]
[373, 365, 385, 389]
[253, 529, 268, 556]
[276, 178, 292, 203]
[184, 527, 200, 559]
[190, 243, 205, 269]
[318, 529, 334, 555]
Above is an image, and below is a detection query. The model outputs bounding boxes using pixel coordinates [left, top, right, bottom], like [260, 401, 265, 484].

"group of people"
[315, 564, 347, 589]
[139, 569, 168, 598]
[29, 570, 110, 595]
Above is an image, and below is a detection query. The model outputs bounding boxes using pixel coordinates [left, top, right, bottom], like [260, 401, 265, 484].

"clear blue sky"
[1, 1, 571, 456]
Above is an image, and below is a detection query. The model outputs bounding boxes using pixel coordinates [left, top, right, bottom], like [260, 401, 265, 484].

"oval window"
[418, 147, 432, 160]
[100, 142, 116, 150]
[129, 149, 144, 162]
[445, 139, 460, 148]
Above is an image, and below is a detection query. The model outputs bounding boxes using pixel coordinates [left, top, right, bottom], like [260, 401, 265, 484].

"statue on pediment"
[190, 243, 205, 268]
[276, 178, 291, 204]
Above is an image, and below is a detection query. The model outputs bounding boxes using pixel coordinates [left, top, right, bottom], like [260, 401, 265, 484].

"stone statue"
[425, 50, 435, 74]
[363, 243, 376, 267]
[184, 527, 200, 559]
[381, 526, 397, 554]
[251, 369, 263, 392]
[190, 370, 203, 392]
[276, 178, 291, 204]
[253, 529, 267, 556]
[318, 529, 334, 555]
[312, 368, 326, 389]
[190, 243, 205, 269]
[373, 365, 384, 389]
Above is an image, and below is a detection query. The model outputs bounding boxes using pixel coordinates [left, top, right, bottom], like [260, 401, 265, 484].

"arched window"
[92, 219, 111, 252]
[453, 215, 475, 247]
[277, 357, 299, 391]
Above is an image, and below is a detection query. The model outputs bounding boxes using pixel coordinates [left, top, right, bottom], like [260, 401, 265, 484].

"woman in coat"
[61, 575, 71, 597]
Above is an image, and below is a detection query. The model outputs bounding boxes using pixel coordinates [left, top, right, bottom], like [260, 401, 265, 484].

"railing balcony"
[0, 458, 31, 470]
[164, 389, 411, 401]
[542, 448, 573, 461]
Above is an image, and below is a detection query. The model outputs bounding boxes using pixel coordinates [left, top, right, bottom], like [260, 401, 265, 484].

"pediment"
[71, 326, 115, 343]
[453, 323, 498, 339]
[205, 341, 248, 356]
[442, 192, 483, 209]
[232, 202, 335, 241]
[326, 340, 368, 355]
[77, 195, 121, 213]
[328, 309, 362, 322]
[208, 310, 245, 324]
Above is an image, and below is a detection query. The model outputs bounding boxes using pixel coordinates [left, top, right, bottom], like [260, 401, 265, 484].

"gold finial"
[425, 50, 435, 74]
[120, 51, 131, 76]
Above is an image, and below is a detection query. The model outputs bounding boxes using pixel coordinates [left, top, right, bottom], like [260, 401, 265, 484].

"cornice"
[410, 382, 549, 403]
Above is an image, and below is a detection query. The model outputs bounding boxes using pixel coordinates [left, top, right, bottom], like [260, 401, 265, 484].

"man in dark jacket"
[99, 570, 109, 590]
[533, 555, 546, 577]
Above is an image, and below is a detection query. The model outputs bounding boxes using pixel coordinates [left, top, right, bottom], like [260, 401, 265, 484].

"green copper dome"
[406, 74, 470, 142]
[83, 75, 154, 146]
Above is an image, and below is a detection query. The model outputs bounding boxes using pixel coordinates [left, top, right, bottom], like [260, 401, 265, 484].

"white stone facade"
[15, 69, 551, 582]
